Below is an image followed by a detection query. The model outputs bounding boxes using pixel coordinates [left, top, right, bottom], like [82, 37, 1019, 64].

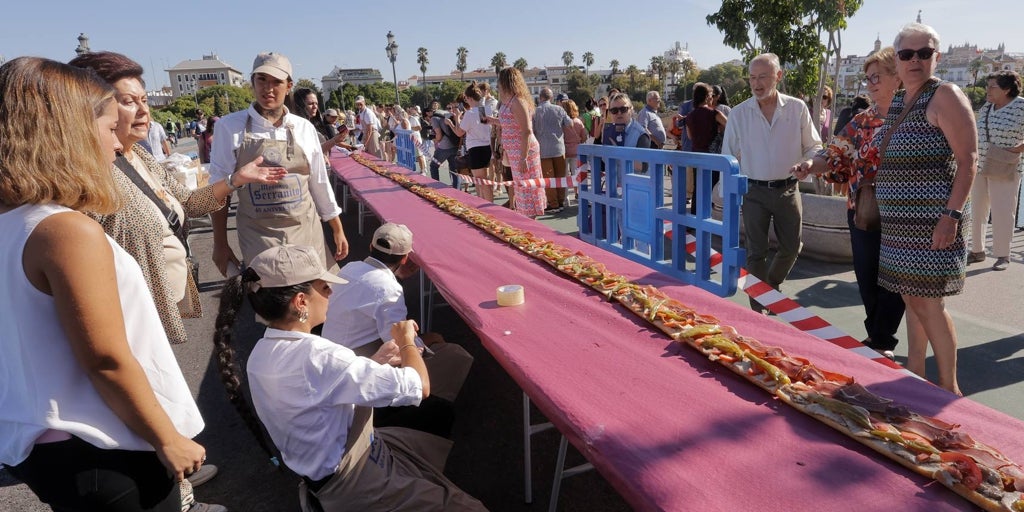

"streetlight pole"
[385, 31, 400, 106]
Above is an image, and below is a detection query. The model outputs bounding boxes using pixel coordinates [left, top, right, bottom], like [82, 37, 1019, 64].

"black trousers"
[847, 208, 906, 350]
[7, 436, 180, 512]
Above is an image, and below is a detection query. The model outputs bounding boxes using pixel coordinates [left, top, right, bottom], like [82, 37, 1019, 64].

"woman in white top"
[450, 82, 496, 202]
[406, 106, 428, 173]
[213, 245, 485, 511]
[0, 57, 206, 511]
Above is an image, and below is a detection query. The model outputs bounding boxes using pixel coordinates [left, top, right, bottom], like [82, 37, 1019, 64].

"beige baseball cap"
[251, 52, 292, 81]
[371, 223, 413, 255]
[324, 108, 340, 117]
[247, 245, 347, 289]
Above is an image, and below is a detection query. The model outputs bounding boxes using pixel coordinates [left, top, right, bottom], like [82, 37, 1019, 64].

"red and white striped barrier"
[458, 174, 587, 189]
[677, 230, 915, 375]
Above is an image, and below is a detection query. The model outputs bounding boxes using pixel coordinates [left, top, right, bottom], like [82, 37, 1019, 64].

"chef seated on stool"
[322, 223, 474, 436]
[213, 245, 485, 511]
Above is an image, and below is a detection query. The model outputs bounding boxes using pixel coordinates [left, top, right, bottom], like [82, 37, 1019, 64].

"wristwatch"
[941, 208, 963, 220]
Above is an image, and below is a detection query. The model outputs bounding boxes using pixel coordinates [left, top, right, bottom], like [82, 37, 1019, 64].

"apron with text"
[234, 116, 330, 267]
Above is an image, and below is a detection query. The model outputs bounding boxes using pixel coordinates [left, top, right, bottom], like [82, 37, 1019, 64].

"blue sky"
[4, 1, 1022, 90]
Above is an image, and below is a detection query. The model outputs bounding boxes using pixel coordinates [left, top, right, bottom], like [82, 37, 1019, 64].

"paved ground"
[2, 142, 1022, 511]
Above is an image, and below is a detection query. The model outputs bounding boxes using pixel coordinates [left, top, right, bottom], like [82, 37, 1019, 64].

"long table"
[330, 152, 1024, 511]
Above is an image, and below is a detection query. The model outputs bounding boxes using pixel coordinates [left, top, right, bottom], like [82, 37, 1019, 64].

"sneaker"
[993, 257, 1010, 271]
[186, 464, 218, 487]
[967, 251, 986, 264]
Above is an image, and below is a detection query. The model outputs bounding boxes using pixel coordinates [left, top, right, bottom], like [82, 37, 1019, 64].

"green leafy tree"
[565, 69, 602, 106]
[562, 51, 574, 68]
[676, 61, 751, 105]
[162, 95, 205, 122]
[491, 52, 508, 74]
[609, 59, 620, 76]
[513, 58, 528, 72]
[417, 47, 429, 95]
[456, 46, 468, 82]
[582, 52, 595, 76]
[964, 85, 987, 110]
[706, 0, 863, 108]
[196, 84, 253, 116]
[295, 78, 320, 96]
[624, 65, 640, 95]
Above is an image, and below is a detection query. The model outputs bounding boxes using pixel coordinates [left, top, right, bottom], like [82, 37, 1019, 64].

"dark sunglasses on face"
[608, 106, 630, 114]
[897, 47, 936, 61]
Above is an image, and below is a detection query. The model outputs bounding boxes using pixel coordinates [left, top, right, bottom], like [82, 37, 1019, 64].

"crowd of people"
[1, 20, 1022, 511]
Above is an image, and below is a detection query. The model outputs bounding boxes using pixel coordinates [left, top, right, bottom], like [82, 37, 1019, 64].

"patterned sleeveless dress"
[499, 101, 546, 216]
[874, 79, 968, 297]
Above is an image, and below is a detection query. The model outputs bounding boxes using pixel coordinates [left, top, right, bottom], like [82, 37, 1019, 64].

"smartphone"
[478, 106, 486, 121]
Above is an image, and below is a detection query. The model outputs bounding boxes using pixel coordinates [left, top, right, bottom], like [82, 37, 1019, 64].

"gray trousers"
[742, 182, 803, 306]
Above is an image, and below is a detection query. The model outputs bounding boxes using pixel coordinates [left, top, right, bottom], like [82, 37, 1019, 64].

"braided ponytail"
[213, 268, 315, 463]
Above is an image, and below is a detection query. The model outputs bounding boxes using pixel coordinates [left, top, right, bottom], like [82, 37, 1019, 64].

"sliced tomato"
[940, 452, 983, 491]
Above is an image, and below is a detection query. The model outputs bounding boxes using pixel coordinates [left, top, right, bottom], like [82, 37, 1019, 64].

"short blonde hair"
[561, 99, 579, 118]
[864, 46, 897, 77]
[0, 57, 119, 213]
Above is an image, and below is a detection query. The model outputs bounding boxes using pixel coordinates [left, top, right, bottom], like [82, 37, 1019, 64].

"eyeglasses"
[608, 106, 630, 114]
[862, 73, 884, 86]
[896, 47, 936, 61]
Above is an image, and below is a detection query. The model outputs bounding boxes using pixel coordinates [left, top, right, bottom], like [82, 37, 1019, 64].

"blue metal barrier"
[576, 144, 748, 297]
[393, 128, 417, 172]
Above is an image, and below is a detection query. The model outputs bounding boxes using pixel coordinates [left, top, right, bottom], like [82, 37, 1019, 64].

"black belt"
[748, 176, 797, 188]
[303, 473, 334, 492]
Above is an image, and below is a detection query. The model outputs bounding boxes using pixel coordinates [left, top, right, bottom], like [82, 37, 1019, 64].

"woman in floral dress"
[496, 67, 546, 217]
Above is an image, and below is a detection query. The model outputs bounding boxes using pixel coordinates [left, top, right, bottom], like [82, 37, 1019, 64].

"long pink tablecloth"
[331, 153, 1024, 511]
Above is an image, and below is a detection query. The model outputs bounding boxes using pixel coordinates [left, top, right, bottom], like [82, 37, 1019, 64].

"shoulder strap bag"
[855, 86, 927, 231]
[981, 104, 1023, 178]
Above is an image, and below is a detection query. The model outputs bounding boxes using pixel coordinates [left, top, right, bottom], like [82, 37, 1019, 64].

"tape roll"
[496, 284, 525, 306]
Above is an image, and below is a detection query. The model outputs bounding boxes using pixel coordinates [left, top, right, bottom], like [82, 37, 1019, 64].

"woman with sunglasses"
[873, 23, 977, 395]
[601, 92, 651, 150]
[795, 47, 906, 360]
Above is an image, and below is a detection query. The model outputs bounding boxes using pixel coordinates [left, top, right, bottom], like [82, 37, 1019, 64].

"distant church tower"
[874, 34, 882, 53]
[75, 33, 91, 56]
[916, 10, 922, 23]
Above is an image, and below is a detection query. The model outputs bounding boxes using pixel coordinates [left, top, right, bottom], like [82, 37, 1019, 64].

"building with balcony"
[166, 54, 245, 98]
[321, 67, 384, 95]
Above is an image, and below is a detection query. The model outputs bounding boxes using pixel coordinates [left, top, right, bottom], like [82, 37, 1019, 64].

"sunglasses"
[897, 47, 936, 61]
[608, 106, 630, 114]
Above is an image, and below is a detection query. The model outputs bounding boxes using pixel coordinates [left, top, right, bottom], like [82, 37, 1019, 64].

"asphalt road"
[2, 141, 1022, 511]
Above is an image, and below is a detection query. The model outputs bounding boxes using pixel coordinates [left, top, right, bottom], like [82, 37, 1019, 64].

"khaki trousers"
[540, 155, 567, 208]
[971, 171, 1023, 258]
[742, 182, 803, 296]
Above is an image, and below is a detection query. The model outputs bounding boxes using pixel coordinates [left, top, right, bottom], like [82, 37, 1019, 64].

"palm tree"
[491, 52, 507, 74]
[562, 51, 574, 69]
[513, 58, 528, 72]
[666, 59, 681, 87]
[582, 51, 594, 76]
[680, 59, 695, 81]
[456, 46, 468, 82]
[625, 65, 640, 95]
[650, 56, 666, 81]
[610, 59, 620, 75]
[417, 47, 429, 94]
[969, 58, 984, 87]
